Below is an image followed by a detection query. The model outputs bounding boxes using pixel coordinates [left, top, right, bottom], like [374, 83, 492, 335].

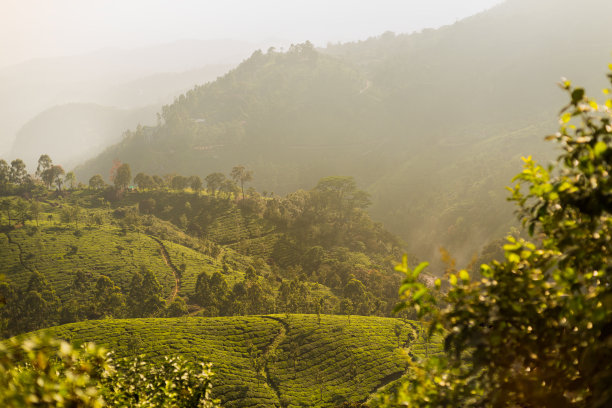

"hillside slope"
[0, 184, 405, 337]
[31, 314, 440, 407]
[74, 0, 612, 265]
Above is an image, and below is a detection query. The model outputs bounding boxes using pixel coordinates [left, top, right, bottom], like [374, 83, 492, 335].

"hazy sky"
[1, 0, 503, 68]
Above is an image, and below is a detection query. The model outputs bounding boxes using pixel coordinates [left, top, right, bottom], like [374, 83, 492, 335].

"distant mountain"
[75, 0, 612, 265]
[0, 39, 262, 156]
[9, 103, 158, 169]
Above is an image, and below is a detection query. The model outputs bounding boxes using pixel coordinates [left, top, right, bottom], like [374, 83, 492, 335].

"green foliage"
[127, 267, 165, 317]
[0, 335, 108, 407]
[230, 165, 253, 199]
[0, 334, 219, 407]
[105, 354, 218, 407]
[379, 68, 612, 406]
[113, 163, 131, 190]
[88, 174, 106, 190]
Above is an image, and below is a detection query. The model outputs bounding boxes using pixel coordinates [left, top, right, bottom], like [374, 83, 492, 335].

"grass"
[28, 314, 440, 407]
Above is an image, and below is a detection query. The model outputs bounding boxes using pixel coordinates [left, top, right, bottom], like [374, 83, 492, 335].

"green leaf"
[593, 141, 607, 158]
[413, 287, 428, 302]
[571, 88, 585, 103]
[411, 262, 429, 279]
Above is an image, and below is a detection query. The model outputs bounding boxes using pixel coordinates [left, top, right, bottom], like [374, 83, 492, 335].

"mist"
[1, 1, 611, 405]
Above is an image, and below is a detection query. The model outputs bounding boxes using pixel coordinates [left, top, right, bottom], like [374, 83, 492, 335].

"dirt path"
[149, 236, 180, 302]
[260, 316, 290, 407]
[4, 231, 35, 273]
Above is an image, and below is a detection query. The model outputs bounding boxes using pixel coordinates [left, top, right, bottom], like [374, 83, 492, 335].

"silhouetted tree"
[230, 165, 253, 199]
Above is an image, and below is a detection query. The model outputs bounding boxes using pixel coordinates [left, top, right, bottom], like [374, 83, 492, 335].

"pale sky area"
[0, 0, 504, 68]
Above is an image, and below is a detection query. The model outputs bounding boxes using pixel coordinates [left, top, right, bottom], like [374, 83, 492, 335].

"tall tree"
[127, 267, 164, 317]
[94, 275, 125, 318]
[230, 165, 253, 199]
[64, 171, 76, 190]
[35, 154, 52, 179]
[134, 172, 153, 189]
[0, 160, 9, 193]
[88, 174, 106, 190]
[188, 175, 203, 193]
[41, 165, 64, 189]
[113, 163, 131, 191]
[170, 175, 188, 191]
[9, 159, 27, 185]
[49, 165, 65, 190]
[205, 172, 226, 197]
[29, 200, 41, 227]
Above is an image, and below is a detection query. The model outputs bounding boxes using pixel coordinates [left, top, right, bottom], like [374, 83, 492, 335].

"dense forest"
[1, 0, 611, 406]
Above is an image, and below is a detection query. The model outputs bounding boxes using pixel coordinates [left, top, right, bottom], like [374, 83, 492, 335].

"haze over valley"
[1, 1, 611, 406]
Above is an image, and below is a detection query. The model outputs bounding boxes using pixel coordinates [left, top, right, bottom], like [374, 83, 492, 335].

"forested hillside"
[0, 165, 408, 338]
[75, 0, 612, 265]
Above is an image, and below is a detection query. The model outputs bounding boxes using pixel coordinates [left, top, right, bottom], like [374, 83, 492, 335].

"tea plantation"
[30, 314, 439, 407]
[0, 195, 253, 304]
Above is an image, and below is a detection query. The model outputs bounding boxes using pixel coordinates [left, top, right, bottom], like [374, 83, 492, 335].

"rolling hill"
[0, 183, 407, 337]
[28, 314, 441, 407]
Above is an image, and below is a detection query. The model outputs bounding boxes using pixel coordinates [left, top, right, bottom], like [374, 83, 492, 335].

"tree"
[134, 172, 154, 189]
[314, 176, 371, 216]
[14, 198, 30, 225]
[35, 154, 53, 179]
[188, 175, 203, 193]
[112, 163, 131, 190]
[138, 198, 156, 214]
[170, 175, 188, 190]
[127, 267, 165, 317]
[230, 165, 253, 199]
[40, 164, 62, 189]
[219, 179, 239, 199]
[64, 171, 76, 190]
[42, 165, 65, 190]
[165, 296, 189, 317]
[205, 172, 226, 197]
[0, 159, 10, 193]
[88, 174, 106, 190]
[60, 204, 81, 228]
[94, 275, 125, 318]
[0, 198, 12, 226]
[29, 200, 41, 226]
[9, 159, 27, 185]
[381, 70, 612, 407]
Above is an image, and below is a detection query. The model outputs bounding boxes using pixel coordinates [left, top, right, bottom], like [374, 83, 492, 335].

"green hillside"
[30, 314, 440, 407]
[73, 0, 612, 266]
[0, 181, 406, 337]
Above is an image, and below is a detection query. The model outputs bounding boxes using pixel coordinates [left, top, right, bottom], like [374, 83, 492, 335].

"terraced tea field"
[32, 314, 440, 407]
[0, 224, 175, 299]
[0, 198, 255, 304]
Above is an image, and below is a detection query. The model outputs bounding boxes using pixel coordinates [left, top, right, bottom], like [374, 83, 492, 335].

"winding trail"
[149, 236, 180, 302]
[260, 316, 290, 407]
